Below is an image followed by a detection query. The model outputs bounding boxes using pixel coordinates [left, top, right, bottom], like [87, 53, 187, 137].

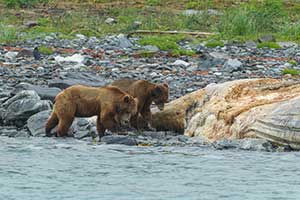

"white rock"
[54, 54, 85, 64]
[76, 34, 86, 40]
[105, 17, 116, 24]
[172, 59, 190, 67]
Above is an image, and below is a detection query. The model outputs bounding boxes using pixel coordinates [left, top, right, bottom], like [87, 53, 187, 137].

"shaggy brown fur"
[110, 79, 169, 130]
[45, 85, 138, 137]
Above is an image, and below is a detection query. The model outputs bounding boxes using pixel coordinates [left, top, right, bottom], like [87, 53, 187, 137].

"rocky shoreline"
[1, 33, 299, 151]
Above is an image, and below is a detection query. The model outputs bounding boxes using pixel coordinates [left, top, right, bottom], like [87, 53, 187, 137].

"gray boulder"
[48, 72, 107, 89]
[12, 82, 61, 102]
[2, 90, 52, 127]
[27, 110, 51, 136]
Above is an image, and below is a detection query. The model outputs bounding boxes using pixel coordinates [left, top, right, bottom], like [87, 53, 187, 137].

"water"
[1, 137, 300, 200]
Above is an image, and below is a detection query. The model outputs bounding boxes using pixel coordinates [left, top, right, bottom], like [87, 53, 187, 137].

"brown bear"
[45, 85, 138, 138]
[110, 79, 169, 130]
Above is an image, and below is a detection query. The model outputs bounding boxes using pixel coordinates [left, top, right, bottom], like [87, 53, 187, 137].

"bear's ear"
[123, 95, 130, 103]
[163, 83, 168, 88]
[152, 86, 162, 98]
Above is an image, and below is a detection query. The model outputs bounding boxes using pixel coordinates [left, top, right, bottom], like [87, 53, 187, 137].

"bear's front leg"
[96, 116, 106, 138]
[141, 107, 156, 131]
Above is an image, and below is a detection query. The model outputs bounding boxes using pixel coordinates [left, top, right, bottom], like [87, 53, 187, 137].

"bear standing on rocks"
[45, 85, 138, 138]
[110, 79, 169, 130]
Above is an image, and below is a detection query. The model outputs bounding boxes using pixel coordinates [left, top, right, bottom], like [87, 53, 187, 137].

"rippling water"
[1, 137, 300, 200]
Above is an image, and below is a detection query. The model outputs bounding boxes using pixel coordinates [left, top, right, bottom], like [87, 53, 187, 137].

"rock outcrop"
[152, 78, 300, 149]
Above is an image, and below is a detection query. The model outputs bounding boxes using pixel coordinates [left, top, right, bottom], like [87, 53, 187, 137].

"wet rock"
[238, 138, 274, 152]
[258, 35, 276, 43]
[223, 59, 243, 72]
[27, 110, 51, 136]
[101, 135, 137, 146]
[13, 82, 61, 102]
[0, 126, 28, 137]
[2, 90, 52, 127]
[212, 139, 240, 150]
[48, 72, 107, 89]
[72, 118, 95, 139]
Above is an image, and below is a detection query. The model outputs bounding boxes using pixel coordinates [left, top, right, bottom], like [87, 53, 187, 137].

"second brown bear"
[110, 79, 169, 130]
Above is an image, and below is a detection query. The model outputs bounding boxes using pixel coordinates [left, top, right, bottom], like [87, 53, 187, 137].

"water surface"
[0, 137, 300, 200]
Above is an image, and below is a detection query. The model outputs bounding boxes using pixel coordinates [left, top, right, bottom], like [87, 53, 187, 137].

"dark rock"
[101, 135, 137, 146]
[212, 139, 240, 150]
[12, 82, 61, 102]
[48, 72, 107, 89]
[0, 126, 29, 137]
[26, 110, 51, 136]
[258, 35, 276, 43]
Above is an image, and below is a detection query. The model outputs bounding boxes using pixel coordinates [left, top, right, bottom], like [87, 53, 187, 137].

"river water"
[0, 137, 300, 200]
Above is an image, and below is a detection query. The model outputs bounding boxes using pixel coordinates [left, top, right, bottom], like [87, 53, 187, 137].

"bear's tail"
[45, 112, 58, 137]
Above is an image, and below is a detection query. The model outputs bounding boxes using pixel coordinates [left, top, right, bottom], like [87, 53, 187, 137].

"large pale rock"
[151, 78, 300, 149]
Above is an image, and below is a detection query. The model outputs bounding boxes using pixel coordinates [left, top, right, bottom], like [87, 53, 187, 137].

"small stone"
[223, 59, 243, 72]
[76, 34, 86, 40]
[5, 52, 18, 61]
[143, 45, 159, 52]
[132, 21, 142, 29]
[258, 35, 276, 43]
[24, 20, 39, 28]
[105, 17, 116, 24]
[101, 135, 137, 146]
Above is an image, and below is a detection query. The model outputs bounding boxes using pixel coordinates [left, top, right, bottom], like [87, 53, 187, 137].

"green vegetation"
[0, 24, 18, 43]
[282, 68, 300, 76]
[145, 0, 161, 6]
[1, 0, 300, 44]
[205, 40, 224, 48]
[3, 0, 48, 8]
[257, 42, 281, 49]
[138, 35, 195, 55]
[38, 46, 53, 55]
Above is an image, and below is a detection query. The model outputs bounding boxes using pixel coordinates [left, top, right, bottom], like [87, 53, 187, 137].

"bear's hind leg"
[57, 117, 74, 137]
[45, 112, 59, 137]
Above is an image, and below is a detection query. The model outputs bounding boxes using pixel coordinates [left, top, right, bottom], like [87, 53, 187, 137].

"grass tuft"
[38, 46, 53, 55]
[257, 42, 281, 49]
[205, 40, 224, 48]
[282, 68, 300, 75]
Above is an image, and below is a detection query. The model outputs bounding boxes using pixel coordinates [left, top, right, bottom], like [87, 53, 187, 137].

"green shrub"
[3, 0, 49, 8]
[257, 42, 281, 49]
[205, 40, 224, 48]
[139, 35, 185, 51]
[282, 68, 300, 76]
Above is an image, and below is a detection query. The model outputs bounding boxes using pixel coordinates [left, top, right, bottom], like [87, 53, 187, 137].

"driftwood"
[151, 78, 300, 149]
[128, 30, 214, 37]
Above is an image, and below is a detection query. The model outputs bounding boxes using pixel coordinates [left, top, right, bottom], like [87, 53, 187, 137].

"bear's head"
[115, 95, 138, 126]
[151, 83, 169, 111]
